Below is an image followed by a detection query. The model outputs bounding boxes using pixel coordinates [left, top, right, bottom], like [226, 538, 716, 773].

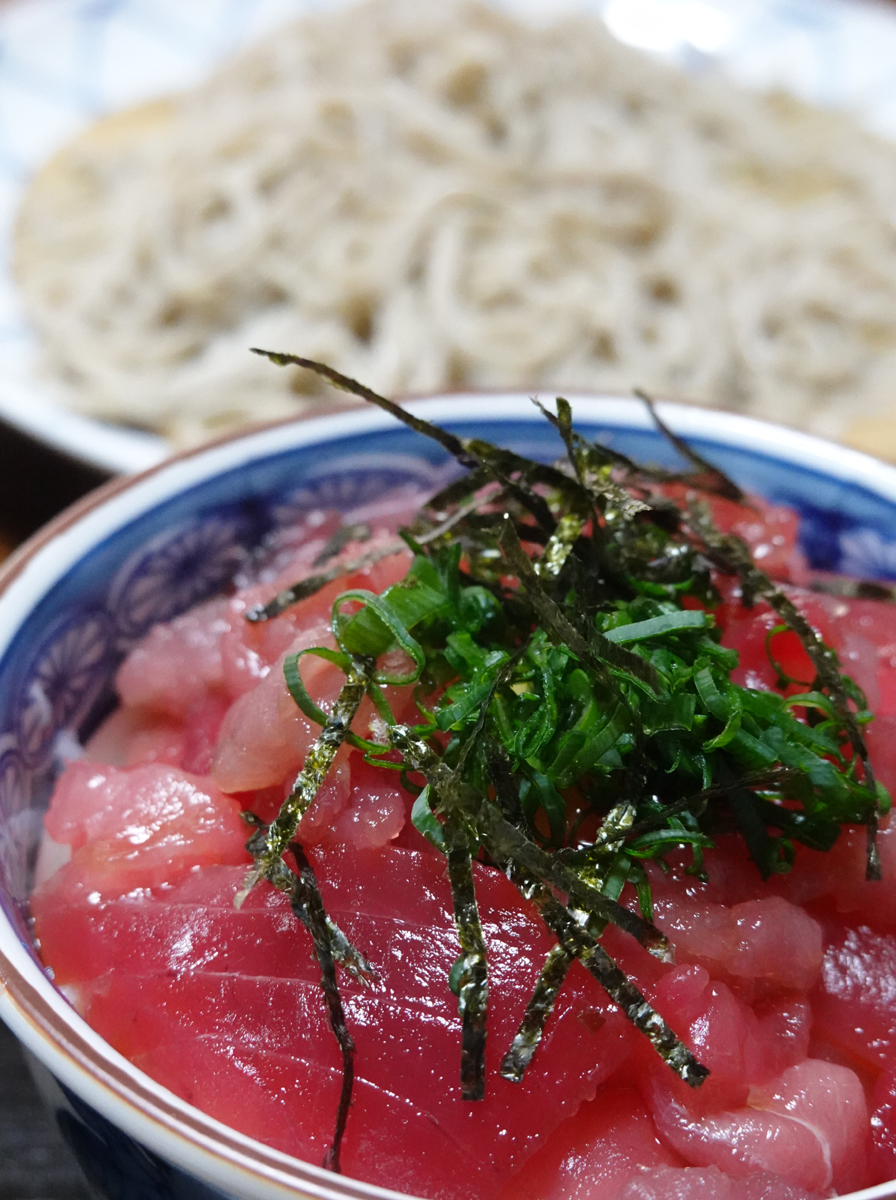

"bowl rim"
[3, 392, 896, 1200]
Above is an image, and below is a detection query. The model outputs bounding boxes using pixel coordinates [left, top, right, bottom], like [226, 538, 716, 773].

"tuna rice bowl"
[20, 365, 896, 1200]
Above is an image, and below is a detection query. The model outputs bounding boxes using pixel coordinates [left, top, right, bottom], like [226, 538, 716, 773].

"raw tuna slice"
[33, 841, 646, 1200]
[37, 760, 249, 897]
[811, 921, 896, 1071]
[503, 1086, 682, 1200]
[647, 1058, 867, 1194]
[618, 1166, 817, 1200]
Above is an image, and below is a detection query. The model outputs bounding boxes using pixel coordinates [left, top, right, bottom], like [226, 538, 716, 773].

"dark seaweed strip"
[236, 656, 374, 903]
[273, 859, 376, 984]
[251, 350, 477, 468]
[635, 389, 744, 502]
[241, 817, 377, 984]
[510, 866, 708, 1087]
[535, 398, 650, 524]
[246, 542, 404, 623]
[535, 398, 606, 567]
[247, 501, 492, 625]
[288, 843, 356, 1172]
[313, 523, 372, 567]
[535, 397, 644, 480]
[687, 502, 882, 878]
[252, 349, 563, 537]
[499, 519, 662, 694]
[460, 437, 592, 512]
[619, 767, 800, 842]
[414, 495, 493, 549]
[442, 822, 489, 1100]
[809, 577, 896, 604]
[463, 440, 558, 534]
[423, 466, 493, 516]
[500, 941, 573, 1082]
[388, 726, 672, 960]
[536, 513, 583, 578]
[485, 743, 523, 823]
[500, 799, 638, 1082]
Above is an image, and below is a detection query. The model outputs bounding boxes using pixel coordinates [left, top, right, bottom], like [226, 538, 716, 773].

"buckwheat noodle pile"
[14, 0, 896, 447]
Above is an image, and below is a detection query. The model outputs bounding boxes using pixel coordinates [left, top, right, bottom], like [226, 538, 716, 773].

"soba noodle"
[14, 0, 896, 448]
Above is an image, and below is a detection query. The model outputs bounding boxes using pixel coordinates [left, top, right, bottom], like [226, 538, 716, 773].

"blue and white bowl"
[2, 396, 896, 1200]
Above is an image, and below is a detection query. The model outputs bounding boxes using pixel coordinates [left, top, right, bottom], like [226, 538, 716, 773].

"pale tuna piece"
[647, 967, 810, 1103]
[116, 597, 232, 717]
[650, 888, 822, 993]
[618, 1166, 817, 1200]
[503, 1086, 682, 1200]
[812, 922, 896, 1071]
[211, 624, 342, 792]
[218, 585, 311, 700]
[37, 760, 248, 898]
[748, 1060, 869, 1195]
[85, 697, 230, 777]
[298, 753, 406, 851]
[649, 1058, 867, 1194]
[217, 570, 389, 702]
[85, 706, 184, 769]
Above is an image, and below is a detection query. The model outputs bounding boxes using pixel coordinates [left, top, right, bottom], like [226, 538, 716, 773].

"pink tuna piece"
[649, 884, 822, 994]
[84, 706, 185, 769]
[748, 1060, 869, 1194]
[646, 967, 809, 1105]
[504, 1086, 682, 1200]
[216, 562, 406, 702]
[116, 597, 231, 717]
[812, 921, 896, 1071]
[617, 1166, 817, 1200]
[33, 847, 643, 1200]
[764, 818, 896, 932]
[37, 760, 249, 898]
[211, 624, 343, 792]
[648, 1058, 867, 1194]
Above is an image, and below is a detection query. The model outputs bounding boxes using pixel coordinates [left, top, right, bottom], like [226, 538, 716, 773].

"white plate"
[3, 0, 896, 474]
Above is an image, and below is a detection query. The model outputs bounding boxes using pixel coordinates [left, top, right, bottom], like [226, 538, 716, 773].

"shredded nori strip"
[236, 655, 374, 903]
[251, 349, 476, 467]
[246, 543, 403, 623]
[500, 941, 572, 1082]
[509, 866, 708, 1088]
[288, 842, 356, 1173]
[501, 800, 637, 1082]
[499, 518, 662, 694]
[635, 388, 744, 502]
[244, 833, 376, 984]
[443, 821, 489, 1100]
[314, 522, 372, 567]
[388, 726, 673, 961]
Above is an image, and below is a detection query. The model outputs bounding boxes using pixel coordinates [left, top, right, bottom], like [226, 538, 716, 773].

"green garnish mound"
[240, 353, 887, 1169]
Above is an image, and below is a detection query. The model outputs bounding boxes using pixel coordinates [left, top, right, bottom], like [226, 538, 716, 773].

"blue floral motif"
[108, 515, 254, 640]
[839, 528, 896, 582]
[0, 749, 33, 905]
[268, 459, 461, 530]
[14, 609, 117, 770]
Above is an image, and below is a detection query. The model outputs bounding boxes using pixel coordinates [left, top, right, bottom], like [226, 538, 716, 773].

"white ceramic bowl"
[2, 396, 896, 1200]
